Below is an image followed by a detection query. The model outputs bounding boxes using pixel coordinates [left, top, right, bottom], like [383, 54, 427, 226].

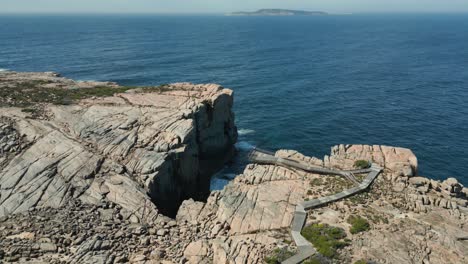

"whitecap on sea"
[237, 128, 255, 136]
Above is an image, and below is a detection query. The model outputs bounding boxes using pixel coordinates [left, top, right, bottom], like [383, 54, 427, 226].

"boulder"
[409, 177, 430, 187]
[183, 240, 210, 264]
[441, 178, 464, 196]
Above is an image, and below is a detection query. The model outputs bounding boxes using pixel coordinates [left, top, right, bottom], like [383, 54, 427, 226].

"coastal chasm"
[1, 71, 467, 264]
[0, 71, 237, 219]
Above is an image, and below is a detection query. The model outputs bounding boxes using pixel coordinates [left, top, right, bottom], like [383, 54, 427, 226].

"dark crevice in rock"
[148, 155, 183, 217]
[149, 99, 237, 218]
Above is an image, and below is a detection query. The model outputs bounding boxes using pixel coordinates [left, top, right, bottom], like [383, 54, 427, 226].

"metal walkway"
[248, 148, 382, 264]
[249, 149, 367, 185]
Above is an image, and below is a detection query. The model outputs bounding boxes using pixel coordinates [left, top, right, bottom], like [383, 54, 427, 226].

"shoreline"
[1, 71, 467, 263]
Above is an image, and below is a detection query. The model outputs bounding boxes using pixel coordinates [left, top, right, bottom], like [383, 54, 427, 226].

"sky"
[1, 0, 468, 14]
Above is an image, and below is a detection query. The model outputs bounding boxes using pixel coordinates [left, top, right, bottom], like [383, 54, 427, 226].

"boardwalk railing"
[249, 148, 365, 184]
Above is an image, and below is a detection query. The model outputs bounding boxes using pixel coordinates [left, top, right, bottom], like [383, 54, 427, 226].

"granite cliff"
[1, 71, 467, 264]
[0, 71, 238, 220]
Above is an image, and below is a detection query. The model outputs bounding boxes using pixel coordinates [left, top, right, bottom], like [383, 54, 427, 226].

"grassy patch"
[264, 248, 295, 264]
[301, 223, 349, 258]
[302, 257, 322, 264]
[0, 81, 172, 108]
[325, 176, 354, 193]
[347, 215, 370, 234]
[348, 192, 370, 204]
[310, 178, 323, 186]
[354, 160, 370, 169]
[354, 260, 369, 264]
[365, 210, 389, 225]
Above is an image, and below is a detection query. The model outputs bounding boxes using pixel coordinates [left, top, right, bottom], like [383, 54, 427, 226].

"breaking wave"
[238, 128, 255, 136]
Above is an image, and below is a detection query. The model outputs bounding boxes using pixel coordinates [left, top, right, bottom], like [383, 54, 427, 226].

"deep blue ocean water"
[1, 14, 467, 187]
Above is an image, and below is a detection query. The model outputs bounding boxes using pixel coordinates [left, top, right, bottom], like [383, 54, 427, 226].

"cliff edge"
[0, 71, 238, 221]
[175, 145, 467, 264]
[1, 71, 467, 264]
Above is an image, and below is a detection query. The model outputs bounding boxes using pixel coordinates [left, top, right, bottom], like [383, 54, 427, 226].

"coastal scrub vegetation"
[264, 248, 295, 264]
[354, 160, 371, 169]
[302, 257, 322, 264]
[354, 260, 369, 264]
[348, 192, 370, 205]
[310, 178, 324, 186]
[302, 255, 333, 264]
[301, 223, 349, 258]
[0, 80, 172, 108]
[347, 215, 371, 234]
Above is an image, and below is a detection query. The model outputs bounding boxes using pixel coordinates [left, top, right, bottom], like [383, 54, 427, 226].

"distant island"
[226, 9, 328, 16]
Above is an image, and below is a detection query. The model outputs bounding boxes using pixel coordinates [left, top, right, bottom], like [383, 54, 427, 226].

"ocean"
[0, 14, 467, 187]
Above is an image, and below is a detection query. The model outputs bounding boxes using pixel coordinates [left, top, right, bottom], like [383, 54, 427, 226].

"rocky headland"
[0, 71, 467, 264]
[226, 9, 328, 16]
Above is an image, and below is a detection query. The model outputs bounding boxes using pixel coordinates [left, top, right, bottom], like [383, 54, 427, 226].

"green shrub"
[354, 260, 368, 264]
[354, 160, 370, 169]
[310, 178, 323, 186]
[302, 257, 322, 264]
[264, 248, 295, 264]
[347, 215, 370, 234]
[301, 223, 349, 258]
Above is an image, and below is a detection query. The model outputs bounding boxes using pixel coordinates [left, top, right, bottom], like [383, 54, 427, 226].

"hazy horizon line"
[1, 11, 468, 15]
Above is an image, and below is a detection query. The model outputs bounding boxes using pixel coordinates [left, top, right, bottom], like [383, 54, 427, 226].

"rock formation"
[1, 71, 467, 264]
[0, 71, 237, 221]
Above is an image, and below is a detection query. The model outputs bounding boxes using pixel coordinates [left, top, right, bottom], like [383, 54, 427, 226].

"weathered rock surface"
[174, 145, 467, 264]
[0, 71, 237, 220]
[1, 71, 467, 264]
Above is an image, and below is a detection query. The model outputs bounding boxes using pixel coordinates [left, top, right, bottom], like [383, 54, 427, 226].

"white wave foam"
[238, 128, 255, 136]
[0, 68, 8, 72]
[77, 79, 98, 82]
[235, 141, 255, 151]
